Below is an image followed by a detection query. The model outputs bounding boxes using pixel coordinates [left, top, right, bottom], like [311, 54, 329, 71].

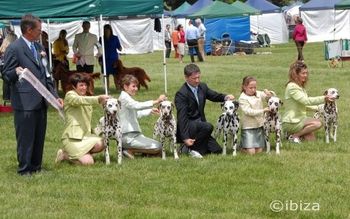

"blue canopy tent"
[246, 0, 288, 44]
[176, 0, 213, 17]
[205, 17, 250, 53]
[246, 0, 281, 13]
[187, 1, 251, 54]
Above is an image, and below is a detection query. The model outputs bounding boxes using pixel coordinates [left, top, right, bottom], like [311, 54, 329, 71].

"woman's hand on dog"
[325, 95, 335, 102]
[154, 94, 167, 104]
[98, 95, 110, 105]
[151, 108, 160, 115]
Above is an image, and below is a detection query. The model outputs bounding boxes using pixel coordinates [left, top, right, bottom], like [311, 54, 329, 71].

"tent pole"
[47, 19, 53, 72]
[162, 14, 168, 94]
[333, 9, 336, 40]
[99, 15, 108, 95]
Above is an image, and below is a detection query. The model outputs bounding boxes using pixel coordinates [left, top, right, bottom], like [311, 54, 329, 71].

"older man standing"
[185, 20, 203, 63]
[73, 21, 101, 73]
[2, 14, 63, 175]
[164, 24, 172, 58]
[195, 18, 206, 61]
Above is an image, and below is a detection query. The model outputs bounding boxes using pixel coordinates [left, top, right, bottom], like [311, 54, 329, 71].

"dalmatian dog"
[153, 100, 179, 160]
[214, 100, 240, 156]
[95, 98, 123, 165]
[313, 88, 340, 143]
[264, 96, 283, 154]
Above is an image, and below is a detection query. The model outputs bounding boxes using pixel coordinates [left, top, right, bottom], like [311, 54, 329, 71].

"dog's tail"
[145, 73, 151, 82]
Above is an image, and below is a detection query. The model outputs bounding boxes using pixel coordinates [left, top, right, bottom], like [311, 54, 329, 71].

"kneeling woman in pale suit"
[119, 74, 166, 157]
[56, 73, 109, 165]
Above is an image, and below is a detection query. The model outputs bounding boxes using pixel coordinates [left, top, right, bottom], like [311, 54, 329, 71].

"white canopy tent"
[249, 13, 289, 44]
[299, 0, 350, 42]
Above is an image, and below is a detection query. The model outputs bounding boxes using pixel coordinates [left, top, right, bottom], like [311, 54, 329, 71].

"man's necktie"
[193, 87, 199, 104]
[30, 43, 38, 62]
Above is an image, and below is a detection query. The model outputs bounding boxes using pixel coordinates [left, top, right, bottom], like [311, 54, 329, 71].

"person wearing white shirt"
[185, 20, 203, 63]
[119, 74, 166, 158]
[195, 18, 206, 61]
[72, 21, 102, 73]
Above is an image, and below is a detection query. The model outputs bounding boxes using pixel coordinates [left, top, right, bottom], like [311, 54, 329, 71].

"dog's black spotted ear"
[279, 100, 283, 106]
[118, 100, 122, 109]
[233, 100, 239, 109]
[324, 89, 328, 96]
[171, 102, 175, 109]
[220, 102, 225, 109]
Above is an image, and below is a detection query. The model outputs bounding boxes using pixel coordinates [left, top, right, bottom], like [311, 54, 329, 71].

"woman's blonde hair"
[120, 74, 139, 90]
[287, 60, 308, 87]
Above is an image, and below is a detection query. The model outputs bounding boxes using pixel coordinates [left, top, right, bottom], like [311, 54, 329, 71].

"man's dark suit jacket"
[3, 37, 58, 110]
[175, 82, 226, 142]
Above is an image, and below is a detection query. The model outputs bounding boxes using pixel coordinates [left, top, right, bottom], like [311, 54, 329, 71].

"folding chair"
[221, 33, 233, 55]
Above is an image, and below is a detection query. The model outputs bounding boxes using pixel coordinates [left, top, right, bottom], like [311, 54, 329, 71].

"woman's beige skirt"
[63, 136, 102, 159]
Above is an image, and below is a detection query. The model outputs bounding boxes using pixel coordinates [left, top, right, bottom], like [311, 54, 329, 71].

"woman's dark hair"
[68, 73, 91, 94]
[176, 24, 183, 31]
[59, 29, 67, 38]
[103, 24, 114, 35]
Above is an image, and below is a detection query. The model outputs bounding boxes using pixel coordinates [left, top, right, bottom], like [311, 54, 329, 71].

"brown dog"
[113, 59, 151, 90]
[52, 62, 100, 95]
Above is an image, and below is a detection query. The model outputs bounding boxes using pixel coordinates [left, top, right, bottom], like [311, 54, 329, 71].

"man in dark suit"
[175, 64, 234, 158]
[2, 14, 63, 175]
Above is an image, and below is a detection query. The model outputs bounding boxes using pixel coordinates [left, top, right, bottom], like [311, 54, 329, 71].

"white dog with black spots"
[314, 88, 339, 143]
[214, 100, 240, 156]
[95, 98, 123, 165]
[264, 96, 283, 154]
[153, 100, 179, 160]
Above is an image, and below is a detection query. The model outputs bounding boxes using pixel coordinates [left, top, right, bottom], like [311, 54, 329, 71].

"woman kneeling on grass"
[119, 74, 166, 158]
[55, 73, 109, 165]
[282, 61, 335, 143]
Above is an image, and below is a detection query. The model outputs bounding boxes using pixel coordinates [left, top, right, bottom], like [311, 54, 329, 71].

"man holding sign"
[2, 14, 63, 176]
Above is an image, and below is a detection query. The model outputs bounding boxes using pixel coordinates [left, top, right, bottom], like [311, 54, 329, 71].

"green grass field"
[0, 42, 349, 218]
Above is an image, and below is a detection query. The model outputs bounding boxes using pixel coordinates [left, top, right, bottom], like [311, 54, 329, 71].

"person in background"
[195, 18, 206, 61]
[293, 17, 307, 61]
[185, 20, 203, 63]
[177, 24, 185, 63]
[239, 76, 274, 155]
[0, 27, 18, 58]
[53, 29, 69, 69]
[119, 74, 166, 158]
[282, 61, 335, 143]
[2, 14, 63, 175]
[171, 26, 179, 59]
[99, 24, 122, 91]
[72, 21, 102, 73]
[56, 73, 109, 165]
[0, 27, 18, 103]
[164, 24, 171, 58]
[175, 64, 234, 158]
[41, 31, 49, 57]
